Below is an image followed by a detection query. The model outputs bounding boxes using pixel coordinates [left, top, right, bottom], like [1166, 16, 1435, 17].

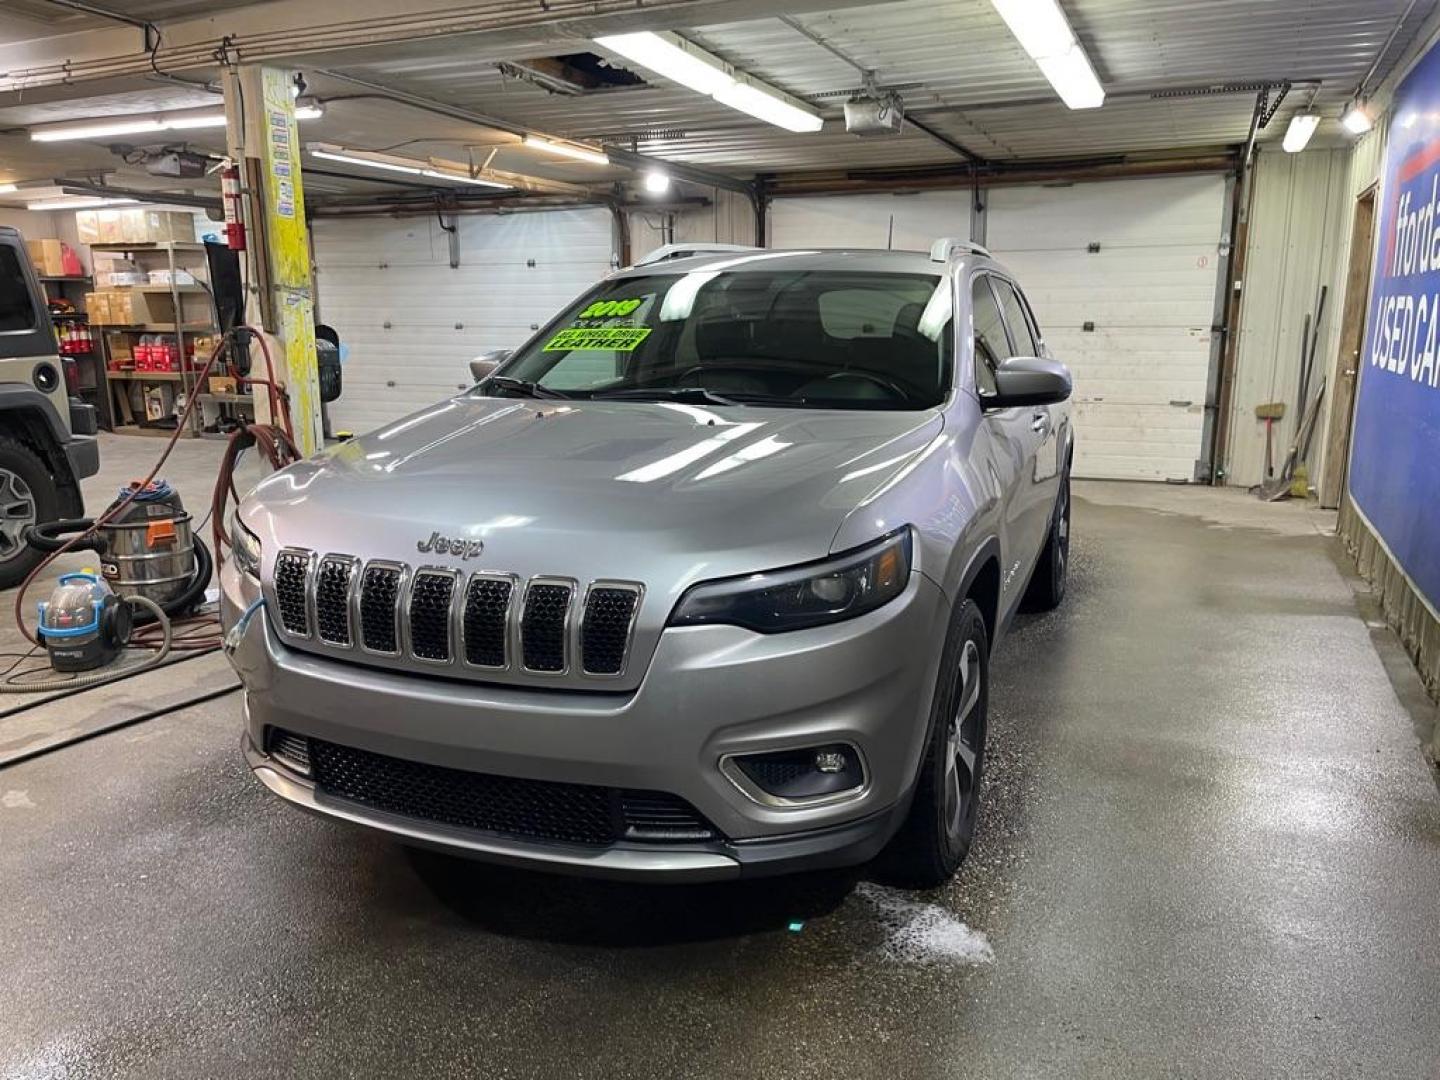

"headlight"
[669, 528, 912, 634]
[230, 515, 262, 578]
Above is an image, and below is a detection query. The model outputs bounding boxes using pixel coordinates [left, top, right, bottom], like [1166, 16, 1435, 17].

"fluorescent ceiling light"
[294, 103, 325, 121]
[989, 0, 1105, 110]
[0, 184, 16, 194]
[643, 170, 671, 194]
[714, 79, 824, 133]
[421, 169, 510, 189]
[1282, 113, 1321, 153]
[1033, 44, 1104, 110]
[595, 31, 734, 96]
[522, 135, 610, 165]
[1342, 102, 1373, 135]
[310, 145, 512, 189]
[27, 197, 138, 211]
[594, 30, 824, 134]
[310, 148, 422, 174]
[31, 104, 319, 142]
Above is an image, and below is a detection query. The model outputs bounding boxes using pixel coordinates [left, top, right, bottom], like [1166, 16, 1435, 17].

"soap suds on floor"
[856, 883, 995, 966]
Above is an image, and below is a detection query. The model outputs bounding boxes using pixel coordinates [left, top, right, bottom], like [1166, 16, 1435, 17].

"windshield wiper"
[593, 386, 744, 407]
[486, 375, 570, 400]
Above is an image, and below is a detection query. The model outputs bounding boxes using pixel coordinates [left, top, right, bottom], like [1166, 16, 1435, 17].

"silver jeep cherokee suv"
[222, 239, 1073, 886]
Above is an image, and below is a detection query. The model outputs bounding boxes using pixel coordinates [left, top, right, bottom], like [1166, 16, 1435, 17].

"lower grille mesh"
[302, 735, 718, 847]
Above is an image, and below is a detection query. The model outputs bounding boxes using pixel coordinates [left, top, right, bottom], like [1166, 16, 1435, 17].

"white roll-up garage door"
[313, 208, 614, 435]
[769, 175, 1227, 481]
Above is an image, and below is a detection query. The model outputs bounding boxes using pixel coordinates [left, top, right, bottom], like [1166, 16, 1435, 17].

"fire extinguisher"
[222, 163, 246, 251]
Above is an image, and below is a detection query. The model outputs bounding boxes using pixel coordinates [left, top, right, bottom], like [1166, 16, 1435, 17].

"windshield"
[485, 267, 953, 410]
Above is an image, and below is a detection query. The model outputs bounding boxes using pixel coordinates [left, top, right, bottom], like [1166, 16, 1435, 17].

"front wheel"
[879, 598, 990, 888]
[0, 435, 59, 589]
[1022, 469, 1070, 612]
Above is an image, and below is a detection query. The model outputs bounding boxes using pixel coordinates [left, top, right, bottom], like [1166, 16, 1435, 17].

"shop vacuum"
[28, 479, 212, 672]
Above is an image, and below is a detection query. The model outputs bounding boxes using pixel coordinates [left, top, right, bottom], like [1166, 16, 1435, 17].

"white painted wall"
[312, 208, 615, 435]
[628, 189, 754, 263]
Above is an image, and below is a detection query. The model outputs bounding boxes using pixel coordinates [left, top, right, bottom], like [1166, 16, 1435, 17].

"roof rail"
[631, 242, 760, 267]
[929, 237, 992, 262]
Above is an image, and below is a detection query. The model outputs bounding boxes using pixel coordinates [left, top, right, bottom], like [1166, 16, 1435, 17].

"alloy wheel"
[942, 638, 983, 841]
[0, 468, 36, 563]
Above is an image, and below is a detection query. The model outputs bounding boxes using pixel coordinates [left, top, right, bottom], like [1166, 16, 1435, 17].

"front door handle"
[1031, 411, 1049, 434]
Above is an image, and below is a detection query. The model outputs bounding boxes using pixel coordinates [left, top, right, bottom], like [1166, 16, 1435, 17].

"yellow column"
[223, 65, 323, 456]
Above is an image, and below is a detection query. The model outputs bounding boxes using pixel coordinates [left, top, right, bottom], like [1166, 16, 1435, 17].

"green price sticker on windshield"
[543, 326, 652, 352]
[579, 298, 643, 318]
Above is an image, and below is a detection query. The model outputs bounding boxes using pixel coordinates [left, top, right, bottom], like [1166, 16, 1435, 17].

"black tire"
[1021, 468, 1071, 613]
[0, 435, 60, 589]
[880, 597, 990, 888]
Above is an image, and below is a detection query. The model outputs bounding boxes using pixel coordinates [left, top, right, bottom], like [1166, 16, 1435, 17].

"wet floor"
[1, 476, 1438, 1078]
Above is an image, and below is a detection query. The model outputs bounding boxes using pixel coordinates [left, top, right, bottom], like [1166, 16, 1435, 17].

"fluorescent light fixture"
[310, 145, 512, 189]
[595, 31, 734, 96]
[310, 148, 422, 175]
[27, 197, 138, 211]
[522, 135, 610, 165]
[0, 184, 16, 194]
[1282, 113, 1321, 153]
[989, 0, 1105, 110]
[294, 103, 325, 121]
[594, 30, 824, 134]
[1033, 44, 1104, 110]
[31, 104, 320, 142]
[1342, 101, 1373, 135]
[420, 169, 510, 190]
[643, 170, 671, 194]
[714, 79, 824, 133]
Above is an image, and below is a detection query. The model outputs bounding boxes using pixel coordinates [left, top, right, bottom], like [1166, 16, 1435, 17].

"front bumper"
[223, 561, 948, 879]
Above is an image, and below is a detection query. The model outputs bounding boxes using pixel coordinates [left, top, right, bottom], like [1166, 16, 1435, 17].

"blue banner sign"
[1349, 39, 1440, 610]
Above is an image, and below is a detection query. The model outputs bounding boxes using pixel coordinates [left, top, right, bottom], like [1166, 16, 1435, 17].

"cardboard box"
[75, 211, 100, 245]
[208, 376, 238, 396]
[104, 290, 176, 326]
[97, 210, 125, 244]
[117, 209, 196, 244]
[25, 239, 65, 277]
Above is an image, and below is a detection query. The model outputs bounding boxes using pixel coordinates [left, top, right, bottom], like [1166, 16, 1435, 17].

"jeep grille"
[267, 550, 642, 682]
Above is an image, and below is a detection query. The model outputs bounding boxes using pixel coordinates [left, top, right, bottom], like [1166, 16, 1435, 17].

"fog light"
[728, 743, 865, 804]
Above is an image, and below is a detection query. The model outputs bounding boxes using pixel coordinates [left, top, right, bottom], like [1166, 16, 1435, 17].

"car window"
[992, 278, 1038, 358]
[971, 276, 1007, 397]
[494, 269, 954, 410]
[0, 246, 37, 334]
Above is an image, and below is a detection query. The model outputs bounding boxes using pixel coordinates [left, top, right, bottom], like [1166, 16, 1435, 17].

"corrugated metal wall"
[1224, 148, 1352, 489]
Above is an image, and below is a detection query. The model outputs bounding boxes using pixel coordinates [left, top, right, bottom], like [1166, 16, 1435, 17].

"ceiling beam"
[312, 69, 755, 197]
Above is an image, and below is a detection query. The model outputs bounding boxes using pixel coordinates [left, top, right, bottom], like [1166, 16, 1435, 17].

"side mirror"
[987, 356, 1071, 409]
[469, 349, 510, 383]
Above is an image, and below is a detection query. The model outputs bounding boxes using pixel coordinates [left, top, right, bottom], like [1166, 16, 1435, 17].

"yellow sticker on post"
[543, 327, 652, 352]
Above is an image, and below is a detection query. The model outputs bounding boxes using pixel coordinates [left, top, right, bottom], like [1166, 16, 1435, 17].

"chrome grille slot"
[408, 570, 456, 663]
[463, 575, 513, 669]
[359, 564, 402, 654]
[314, 556, 356, 646]
[273, 550, 311, 636]
[521, 580, 573, 673]
[581, 584, 642, 676]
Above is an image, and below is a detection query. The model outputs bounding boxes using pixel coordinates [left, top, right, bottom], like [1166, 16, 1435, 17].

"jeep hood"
[242, 396, 942, 587]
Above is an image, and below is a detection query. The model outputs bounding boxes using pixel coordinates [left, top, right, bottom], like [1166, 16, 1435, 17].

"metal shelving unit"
[92, 243, 214, 438]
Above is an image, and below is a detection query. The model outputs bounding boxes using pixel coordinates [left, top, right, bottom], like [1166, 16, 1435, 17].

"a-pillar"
[221, 64, 322, 456]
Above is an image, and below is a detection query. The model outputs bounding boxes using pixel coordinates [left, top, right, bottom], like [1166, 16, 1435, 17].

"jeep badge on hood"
[416, 532, 484, 560]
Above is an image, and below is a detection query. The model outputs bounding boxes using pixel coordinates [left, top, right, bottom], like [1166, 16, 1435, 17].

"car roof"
[612, 247, 1007, 280]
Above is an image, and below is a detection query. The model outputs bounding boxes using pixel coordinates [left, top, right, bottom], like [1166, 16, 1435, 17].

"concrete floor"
[1, 436, 1438, 1078]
